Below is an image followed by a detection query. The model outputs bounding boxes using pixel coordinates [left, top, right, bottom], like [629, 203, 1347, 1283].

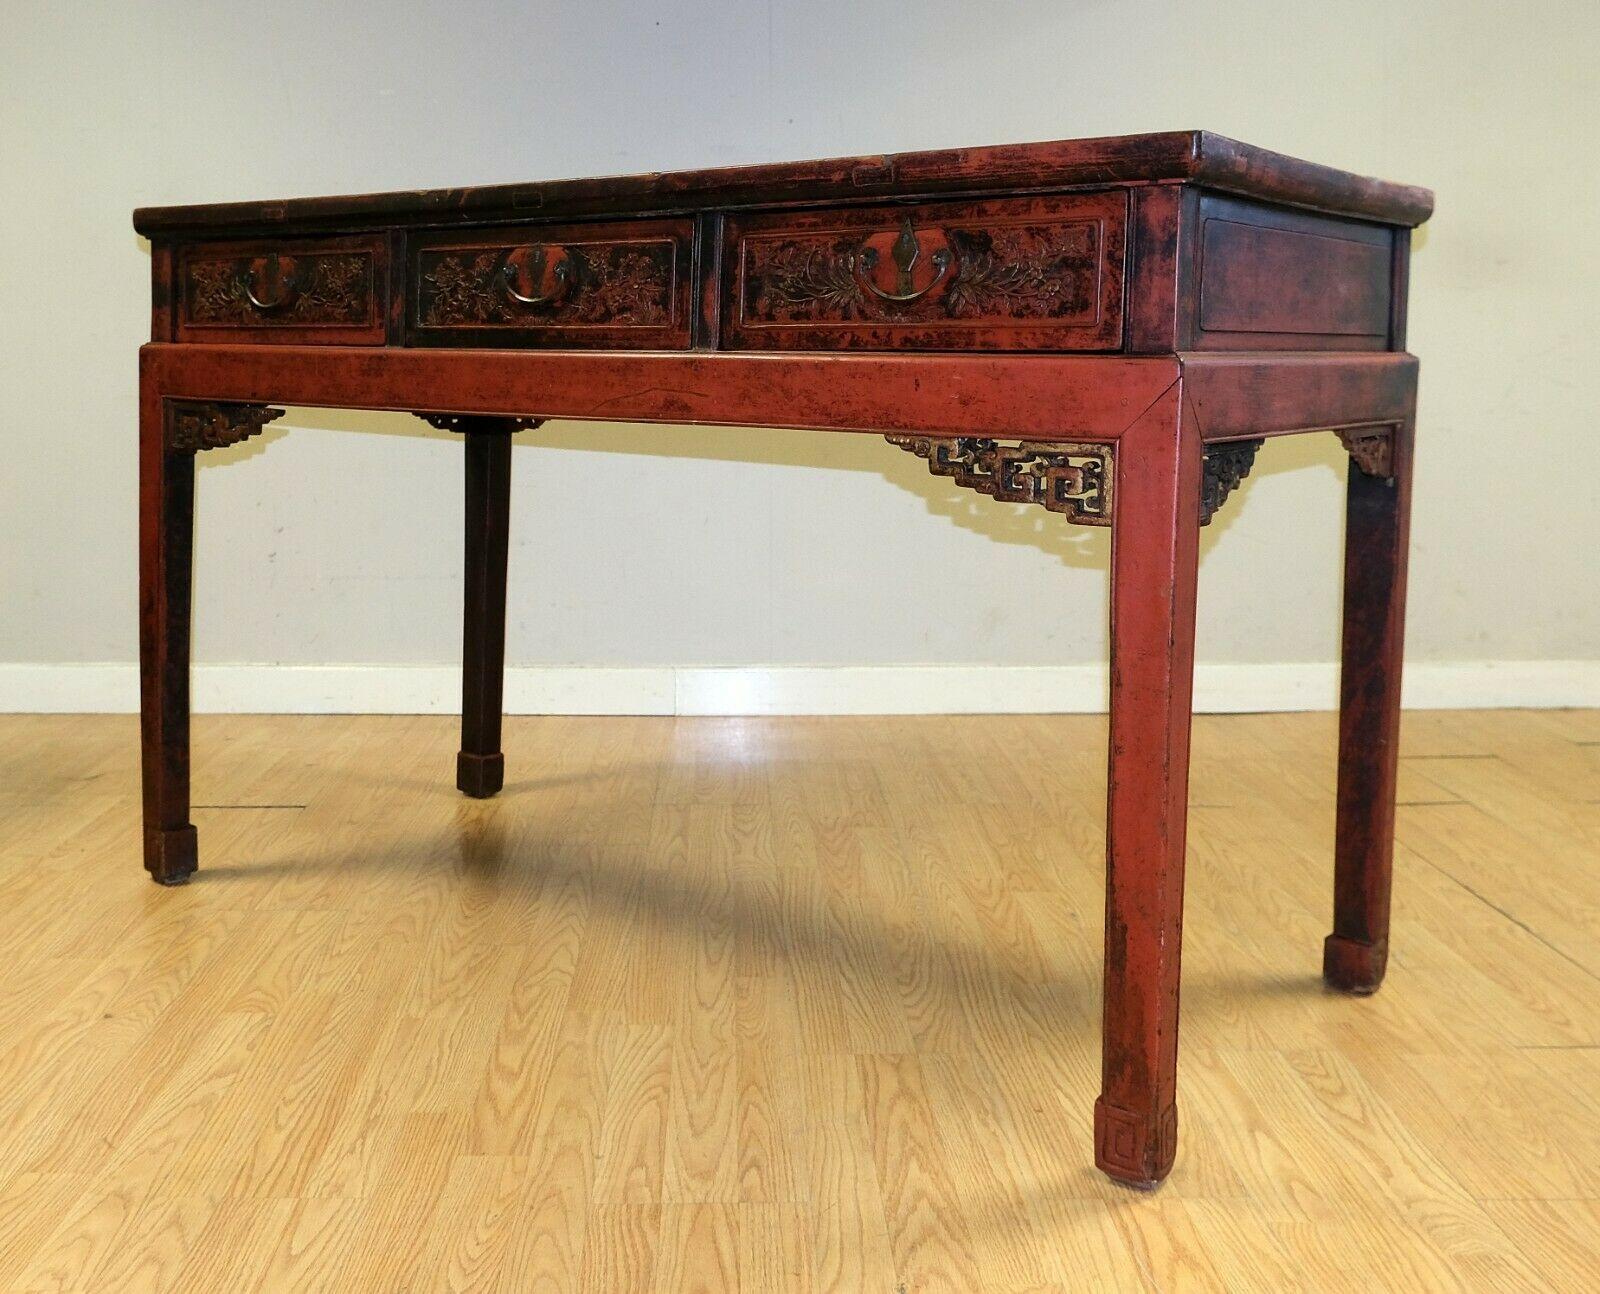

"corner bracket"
[1337, 428, 1395, 479]
[167, 401, 285, 453]
[884, 435, 1114, 526]
[1200, 439, 1263, 526]
[416, 413, 545, 434]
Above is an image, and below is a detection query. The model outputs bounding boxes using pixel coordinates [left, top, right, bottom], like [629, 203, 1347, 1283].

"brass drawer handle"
[501, 244, 574, 307]
[853, 217, 953, 304]
[243, 254, 298, 312]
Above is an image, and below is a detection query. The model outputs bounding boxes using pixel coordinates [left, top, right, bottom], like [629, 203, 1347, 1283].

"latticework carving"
[885, 435, 1113, 525]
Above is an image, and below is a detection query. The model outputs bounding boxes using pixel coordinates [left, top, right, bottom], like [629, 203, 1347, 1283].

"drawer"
[176, 235, 387, 344]
[408, 218, 692, 349]
[722, 191, 1126, 351]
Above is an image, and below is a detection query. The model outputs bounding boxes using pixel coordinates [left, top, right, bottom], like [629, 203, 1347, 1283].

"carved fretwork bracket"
[167, 401, 285, 453]
[1337, 428, 1395, 478]
[1200, 439, 1263, 526]
[416, 413, 545, 434]
[884, 435, 1114, 526]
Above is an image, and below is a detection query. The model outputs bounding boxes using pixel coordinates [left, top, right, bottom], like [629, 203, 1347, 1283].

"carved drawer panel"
[176, 236, 387, 345]
[408, 218, 692, 349]
[722, 191, 1126, 351]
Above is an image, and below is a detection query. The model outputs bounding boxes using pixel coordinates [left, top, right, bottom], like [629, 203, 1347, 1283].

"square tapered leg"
[139, 388, 198, 885]
[1096, 388, 1201, 1188]
[1327, 419, 1414, 992]
[458, 421, 514, 798]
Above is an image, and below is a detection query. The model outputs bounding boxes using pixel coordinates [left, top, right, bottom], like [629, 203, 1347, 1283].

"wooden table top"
[134, 130, 1434, 237]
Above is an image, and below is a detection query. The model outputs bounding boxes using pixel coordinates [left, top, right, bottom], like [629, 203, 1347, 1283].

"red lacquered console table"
[134, 131, 1432, 1187]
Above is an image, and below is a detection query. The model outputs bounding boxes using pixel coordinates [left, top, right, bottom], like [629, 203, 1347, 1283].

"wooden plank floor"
[1, 710, 1597, 1292]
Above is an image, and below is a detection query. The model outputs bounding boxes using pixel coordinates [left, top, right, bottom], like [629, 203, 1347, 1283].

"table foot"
[457, 751, 505, 799]
[144, 825, 198, 886]
[1323, 933, 1387, 994]
[1094, 1098, 1177, 1188]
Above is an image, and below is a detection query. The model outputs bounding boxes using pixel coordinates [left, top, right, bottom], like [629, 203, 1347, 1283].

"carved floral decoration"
[186, 255, 370, 325]
[1200, 440, 1264, 525]
[746, 221, 1100, 325]
[1337, 429, 1395, 478]
[168, 402, 285, 452]
[418, 245, 674, 327]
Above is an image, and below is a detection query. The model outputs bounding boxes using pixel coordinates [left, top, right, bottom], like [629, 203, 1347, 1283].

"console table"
[133, 131, 1432, 1188]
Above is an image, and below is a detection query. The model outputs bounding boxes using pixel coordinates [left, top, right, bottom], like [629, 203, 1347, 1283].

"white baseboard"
[1, 660, 1597, 715]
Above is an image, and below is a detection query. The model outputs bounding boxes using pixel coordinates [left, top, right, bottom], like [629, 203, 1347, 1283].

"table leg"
[1095, 387, 1201, 1188]
[457, 420, 514, 798]
[139, 391, 197, 885]
[1326, 418, 1415, 992]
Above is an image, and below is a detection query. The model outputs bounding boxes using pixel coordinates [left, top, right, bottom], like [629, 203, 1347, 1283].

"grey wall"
[3, 0, 1596, 680]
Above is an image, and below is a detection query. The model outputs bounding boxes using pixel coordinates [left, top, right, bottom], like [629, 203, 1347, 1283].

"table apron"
[1181, 351, 1418, 440]
[140, 345, 1416, 444]
[141, 344, 1188, 441]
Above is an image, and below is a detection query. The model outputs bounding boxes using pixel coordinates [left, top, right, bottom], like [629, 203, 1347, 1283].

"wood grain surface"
[3, 708, 1596, 1291]
[132, 131, 1435, 236]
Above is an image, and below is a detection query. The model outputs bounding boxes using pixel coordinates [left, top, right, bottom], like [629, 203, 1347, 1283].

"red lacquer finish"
[408, 217, 693, 351]
[1096, 386, 1201, 1185]
[138, 389, 198, 885]
[1192, 194, 1393, 351]
[134, 132, 1430, 1189]
[1327, 415, 1415, 991]
[175, 235, 388, 346]
[721, 191, 1127, 352]
[133, 131, 1433, 236]
[1181, 351, 1418, 440]
[139, 344, 1185, 441]
[457, 419, 518, 798]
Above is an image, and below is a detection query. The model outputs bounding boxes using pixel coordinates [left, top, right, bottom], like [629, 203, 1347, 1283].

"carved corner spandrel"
[416, 413, 546, 434]
[1199, 439, 1263, 526]
[167, 401, 286, 453]
[885, 435, 1114, 526]
[1338, 428, 1395, 479]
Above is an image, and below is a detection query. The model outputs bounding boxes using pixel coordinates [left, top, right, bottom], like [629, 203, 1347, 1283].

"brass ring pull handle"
[853, 217, 953, 304]
[243, 255, 298, 312]
[501, 245, 574, 307]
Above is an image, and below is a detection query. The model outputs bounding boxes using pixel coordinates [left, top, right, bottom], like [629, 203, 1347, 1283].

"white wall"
[2, 1, 1597, 710]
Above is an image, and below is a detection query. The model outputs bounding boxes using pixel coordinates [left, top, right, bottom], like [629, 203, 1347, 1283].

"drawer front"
[176, 236, 387, 344]
[408, 218, 692, 349]
[723, 191, 1126, 351]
